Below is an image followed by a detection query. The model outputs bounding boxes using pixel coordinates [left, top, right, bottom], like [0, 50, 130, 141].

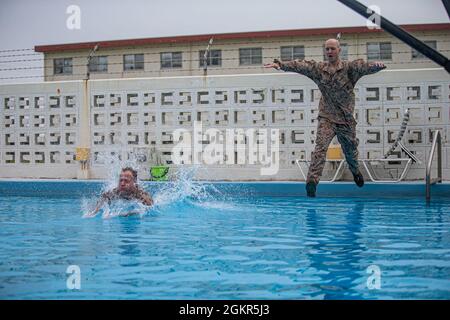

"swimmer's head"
[324, 38, 341, 63]
[119, 167, 138, 191]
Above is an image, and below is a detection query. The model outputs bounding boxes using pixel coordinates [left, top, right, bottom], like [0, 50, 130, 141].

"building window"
[123, 54, 144, 71]
[160, 52, 182, 69]
[53, 58, 73, 75]
[367, 42, 392, 60]
[280, 46, 305, 61]
[199, 49, 222, 67]
[239, 48, 262, 65]
[412, 40, 437, 60]
[89, 56, 108, 73]
[323, 43, 349, 61]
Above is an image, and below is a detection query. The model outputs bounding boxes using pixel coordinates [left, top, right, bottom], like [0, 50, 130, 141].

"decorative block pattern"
[88, 76, 449, 180]
[1, 92, 79, 167]
[0, 71, 449, 181]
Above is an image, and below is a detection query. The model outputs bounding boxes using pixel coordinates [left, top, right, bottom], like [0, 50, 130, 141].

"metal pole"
[86, 44, 99, 80]
[203, 38, 213, 76]
[442, 0, 450, 18]
[77, 44, 98, 179]
[337, 0, 450, 73]
[426, 131, 441, 202]
[437, 132, 442, 183]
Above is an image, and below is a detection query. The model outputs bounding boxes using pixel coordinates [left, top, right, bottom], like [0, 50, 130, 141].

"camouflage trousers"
[307, 117, 360, 184]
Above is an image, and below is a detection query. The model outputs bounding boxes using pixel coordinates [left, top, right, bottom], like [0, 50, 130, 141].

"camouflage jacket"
[278, 59, 384, 124]
[101, 186, 150, 203]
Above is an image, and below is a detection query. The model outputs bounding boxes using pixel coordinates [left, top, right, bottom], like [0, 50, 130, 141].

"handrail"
[426, 130, 443, 202]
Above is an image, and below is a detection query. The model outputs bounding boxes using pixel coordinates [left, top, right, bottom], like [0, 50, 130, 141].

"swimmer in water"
[84, 167, 153, 217]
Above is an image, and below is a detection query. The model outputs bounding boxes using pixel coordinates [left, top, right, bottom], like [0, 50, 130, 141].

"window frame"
[367, 42, 392, 61]
[239, 47, 263, 66]
[88, 56, 108, 73]
[199, 49, 222, 67]
[53, 58, 73, 75]
[280, 45, 305, 61]
[123, 54, 144, 71]
[160, 52, 183, 69]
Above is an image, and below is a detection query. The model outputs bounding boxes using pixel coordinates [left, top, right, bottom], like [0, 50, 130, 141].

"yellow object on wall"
[75, 148, 90, 161]
[327, 145, 343, 160]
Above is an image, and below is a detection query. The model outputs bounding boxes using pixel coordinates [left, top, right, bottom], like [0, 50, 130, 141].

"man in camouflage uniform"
[265, 38, 385, 197]
[84, 167, 153, 217]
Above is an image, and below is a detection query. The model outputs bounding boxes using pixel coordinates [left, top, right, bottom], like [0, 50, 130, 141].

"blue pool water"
[0, 180, 449, 299]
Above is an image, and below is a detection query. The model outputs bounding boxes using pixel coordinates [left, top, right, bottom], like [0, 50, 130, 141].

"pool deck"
[0, 179, 449, 198]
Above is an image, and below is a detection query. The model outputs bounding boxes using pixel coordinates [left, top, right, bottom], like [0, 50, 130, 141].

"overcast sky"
[0, 0, 448, 83]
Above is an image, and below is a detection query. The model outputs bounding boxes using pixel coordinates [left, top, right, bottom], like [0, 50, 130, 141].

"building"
[35, 23, 450, 82]
[0, 23, 448, 181]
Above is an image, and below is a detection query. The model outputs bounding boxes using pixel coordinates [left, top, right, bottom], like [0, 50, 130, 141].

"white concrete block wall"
[0, 69, 449, 181]
[0, 81, 84, 178]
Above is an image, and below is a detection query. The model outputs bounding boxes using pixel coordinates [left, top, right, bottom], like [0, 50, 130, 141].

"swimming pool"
[0, 180, 449, 299]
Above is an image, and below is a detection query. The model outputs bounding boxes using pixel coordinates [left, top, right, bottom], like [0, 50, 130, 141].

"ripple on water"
[1, 177, 450, 299]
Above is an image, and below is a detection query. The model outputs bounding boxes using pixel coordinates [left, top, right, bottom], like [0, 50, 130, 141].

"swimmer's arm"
[140, 192, 154, 206]
[83, 195, 107, 218]
[135, 188, 153, 206]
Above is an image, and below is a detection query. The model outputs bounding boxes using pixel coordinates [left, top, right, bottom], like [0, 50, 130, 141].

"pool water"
[0, 180, 449, 299]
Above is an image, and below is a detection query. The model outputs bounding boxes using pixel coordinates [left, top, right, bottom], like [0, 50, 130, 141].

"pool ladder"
[426, 130, 443, 202]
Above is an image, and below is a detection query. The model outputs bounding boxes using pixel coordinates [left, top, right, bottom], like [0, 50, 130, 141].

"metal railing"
[426, 130, 443, 202]
[360, 158, 413, 183]
[295, 159, 345, 182]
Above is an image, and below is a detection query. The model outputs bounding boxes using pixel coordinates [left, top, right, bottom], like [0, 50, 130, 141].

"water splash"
[101, 199, 148, 219]
[81, 155, 243, 218]
[81, 197, 96, 218]
[151, 165, 222, 209]
[82, 151, 151, 218]
[150, 165, 254, 213]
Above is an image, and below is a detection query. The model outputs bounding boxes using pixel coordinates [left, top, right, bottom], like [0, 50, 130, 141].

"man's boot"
[353, 171, 364, 187]
[306, 181, 317, 197]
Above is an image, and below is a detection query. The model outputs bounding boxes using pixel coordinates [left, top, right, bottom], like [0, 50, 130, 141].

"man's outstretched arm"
[350, 59, 386, 82]
[264, 58, 320, 80]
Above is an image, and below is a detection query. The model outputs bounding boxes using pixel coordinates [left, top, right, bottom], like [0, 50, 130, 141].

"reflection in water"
[118, 218, 142, 268]
[425, 202, 444, 244]
[305, 202, 365, 299]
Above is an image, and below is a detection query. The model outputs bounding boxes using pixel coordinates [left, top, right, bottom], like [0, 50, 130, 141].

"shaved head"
[324, 38, 341, 63]
[325, 38, 340, 48]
